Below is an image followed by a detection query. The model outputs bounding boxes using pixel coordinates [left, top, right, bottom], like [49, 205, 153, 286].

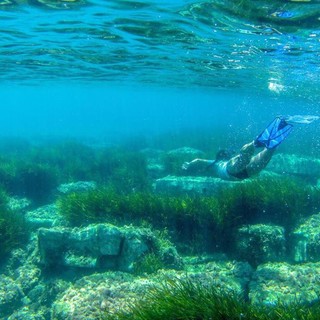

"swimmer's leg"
[246, 148, 275, 176]
[227, 141, 255, 176]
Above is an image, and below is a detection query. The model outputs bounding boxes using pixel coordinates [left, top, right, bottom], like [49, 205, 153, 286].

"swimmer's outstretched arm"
[182, 158, 214, 174]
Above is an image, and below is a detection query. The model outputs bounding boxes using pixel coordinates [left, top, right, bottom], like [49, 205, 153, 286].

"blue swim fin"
[254, 117, 293, 149]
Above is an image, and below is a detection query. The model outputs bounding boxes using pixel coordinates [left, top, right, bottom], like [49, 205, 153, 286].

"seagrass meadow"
[1, 0, 320, 318]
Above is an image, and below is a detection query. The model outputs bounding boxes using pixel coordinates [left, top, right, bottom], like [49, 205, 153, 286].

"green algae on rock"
[104, 270, 320, 320]
[0, 275, 24, 317]
[57, 181, 97, 195]
[52, 260, 252, 320]
[293, 213, 320, 262]
[235, 224, 286, 267]
[267, 154, 320, 182]
[154, 175, 235, 196]
[38, 223, 182, 272]
[0, 190, 28, 259]
[25, 204, 61, 230]
[250, 262, 320, 306]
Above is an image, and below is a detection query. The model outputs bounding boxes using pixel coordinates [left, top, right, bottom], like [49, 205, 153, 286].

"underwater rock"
[249, 262, 320, 305]
[57, 181, 97, 194]
[51, 272, 144, 320]
[167, 147, 205, 157]
[38, 224, 181, 272]
[184, 259, 253, 294]
[154, 175, 236, 195]
[14, 263, 41, 294]
[25, 204, 62, 230]
[235, 224, 286, 266]
[0, 275, 24, 317]
[139, 149, 166, 178]
[162, 147, 206, 176]
[267, 154, 320, 181]
[52, 260, 252, 320]
[0, 230, 68, 319]
[292, 213, 320, 262]
[8, 197, 31, 211]
[4, 235, 40, 291]
[7, 307, 46, 320]
[143, 147, 206, 178]
[147, 162, 166, 178]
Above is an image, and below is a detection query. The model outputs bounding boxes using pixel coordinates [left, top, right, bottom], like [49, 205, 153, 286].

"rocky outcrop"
[154, 175, 236, 196]
[52, 260, 252, 320]
[57, 181, 97, 194]
[140, 148, 166, 178]
[25, 204, 62, 230]
[250, 262, 320, 305]
[0, 275, 24, 317]
[38, 224, 182, 272]
[143, 147, 206, 179]
[153, 172, 280, 196]
[292, 213, 320, 262]
[235, 224, 286, 266]
[267, 154, 320, 180]
[167, 147, 205, 158]
[7, 197, 31, 212]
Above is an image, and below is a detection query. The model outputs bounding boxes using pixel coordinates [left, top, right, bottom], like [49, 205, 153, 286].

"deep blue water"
[0, 0, 319, 146]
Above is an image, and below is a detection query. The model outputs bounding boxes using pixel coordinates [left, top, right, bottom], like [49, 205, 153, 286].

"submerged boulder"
[52, 260, 252, 320]
[154, 175, 236, 196]
[38, 224, 182, 272]
[235, 224, 286, 266]
[153, 172, 280, 196]
[163, 147, 206, 176]
[167, 147, 205, 157]
[0, 275, 23, 317]
[140, 148, 166, 179]
[25, 204, 62, 230]
[267, 154, 320, 180]
[292, 213, 320, 262]
[250, 262, 320, 305]
[57, 181, 97, 194]
[8, 197, 31, 212]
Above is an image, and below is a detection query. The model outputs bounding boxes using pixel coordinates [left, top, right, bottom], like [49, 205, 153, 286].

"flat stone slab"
[153, 175, 237, 196]
[153, 172, 280, 196]
[167, 147, 205, 157]
[52, 260, 252, 320]
[267, 154, 320, 178]
[249, 262, 320, 305]
[57, 181, 97, 194]
[25, 204, 61, 230]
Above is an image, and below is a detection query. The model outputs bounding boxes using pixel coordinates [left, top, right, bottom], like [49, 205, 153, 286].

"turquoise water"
[1, 0, 319, 93]
[1, 1, 320, 319]
[0, 0, 319, 142]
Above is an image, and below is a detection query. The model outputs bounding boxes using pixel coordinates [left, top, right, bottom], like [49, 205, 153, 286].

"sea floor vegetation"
[0, 189, 27, 260]
[105, 278, 320, 320]
[0, 138, 150, 204]
[0, 135, 320, 319]
[57, 176, 320, 254]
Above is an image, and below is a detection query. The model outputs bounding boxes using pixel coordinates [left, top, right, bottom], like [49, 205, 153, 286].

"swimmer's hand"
[182, 159, 202, 171]
[182, 159, 213, 173]
[182, 161, 191, 170]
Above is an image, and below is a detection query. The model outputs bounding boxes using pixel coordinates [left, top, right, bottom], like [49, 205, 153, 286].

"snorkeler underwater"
[1, 0, 320, 319]
[183, 115, 319, 181]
